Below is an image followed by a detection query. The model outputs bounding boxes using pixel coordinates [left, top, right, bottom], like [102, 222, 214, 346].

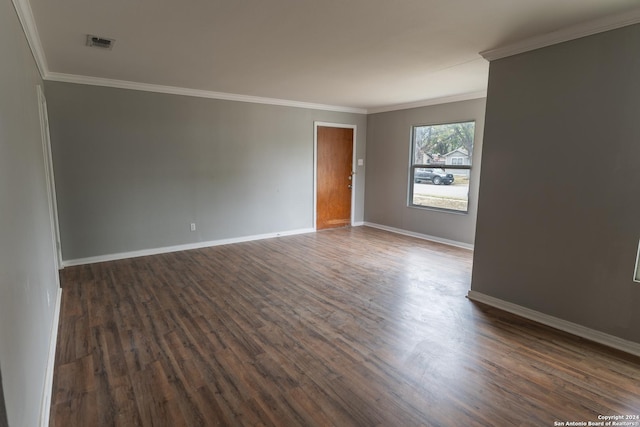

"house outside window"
[409, 121, 474, 212]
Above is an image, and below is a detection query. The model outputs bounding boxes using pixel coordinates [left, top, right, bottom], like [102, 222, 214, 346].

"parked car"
[414, 168, 454, 185]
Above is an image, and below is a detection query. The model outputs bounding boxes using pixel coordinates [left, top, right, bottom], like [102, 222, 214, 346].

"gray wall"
[0, 2, 60, 426]
[471, 24, 640, 343]
[44, 82, 367, 261]
[364, 99, 486, 245]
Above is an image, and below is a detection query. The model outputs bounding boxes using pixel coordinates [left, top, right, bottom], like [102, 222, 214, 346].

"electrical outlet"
[190, 223, 196, 232]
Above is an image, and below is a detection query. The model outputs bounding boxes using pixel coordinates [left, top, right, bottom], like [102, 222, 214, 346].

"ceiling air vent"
[86, 35, 115, 50]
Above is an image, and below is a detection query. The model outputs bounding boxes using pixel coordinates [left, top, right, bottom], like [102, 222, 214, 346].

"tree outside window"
[409, 121, 474, 212]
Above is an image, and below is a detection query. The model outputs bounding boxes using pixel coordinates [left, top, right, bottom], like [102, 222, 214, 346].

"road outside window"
[409, 121, 474, 212]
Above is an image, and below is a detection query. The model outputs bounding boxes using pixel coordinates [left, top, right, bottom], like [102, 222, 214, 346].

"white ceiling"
[21, 0, 640, 112]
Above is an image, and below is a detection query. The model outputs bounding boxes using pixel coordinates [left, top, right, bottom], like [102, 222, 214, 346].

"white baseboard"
[363, 222, 474, 250]
[467, 290, 640, 358]
[352, 221, 365, 227]
[62, 228, 316, 267]
[40, 287, 62, 427]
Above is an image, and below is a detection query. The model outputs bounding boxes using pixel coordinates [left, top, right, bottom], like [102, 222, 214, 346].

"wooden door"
[316, 126, 353, 230]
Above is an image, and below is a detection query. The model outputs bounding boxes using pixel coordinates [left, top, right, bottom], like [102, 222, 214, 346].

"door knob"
[348, 184, 352, 189]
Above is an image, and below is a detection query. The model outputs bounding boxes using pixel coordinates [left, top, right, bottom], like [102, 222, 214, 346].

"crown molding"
[11, 0, 461, 116]
[481, 7, 640, 61]
[367, 91, 487, 114]
[10, 0, 366, 115]
[45, 71, 485, 115]
[12, 0, 640, 112]
[11, 0, 49, 78]
[45, 72, 368, 114]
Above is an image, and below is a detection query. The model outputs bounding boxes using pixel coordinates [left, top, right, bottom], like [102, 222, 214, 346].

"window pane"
[410, 121, 474, 212]
[412, 122, 474, 166]
[412, 167, 469, 211]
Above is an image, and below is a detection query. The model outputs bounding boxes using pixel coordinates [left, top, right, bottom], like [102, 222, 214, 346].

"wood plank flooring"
[50, 226, 640, 426]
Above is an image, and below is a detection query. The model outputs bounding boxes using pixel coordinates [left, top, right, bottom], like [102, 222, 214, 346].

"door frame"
[37, 85, 63, 272]
[313, 122, 357, 231]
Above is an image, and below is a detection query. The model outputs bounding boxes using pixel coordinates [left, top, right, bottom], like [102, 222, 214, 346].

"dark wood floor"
[50, 226, 640, 426]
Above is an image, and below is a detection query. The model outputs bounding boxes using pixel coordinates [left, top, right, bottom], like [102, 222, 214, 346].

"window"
[409, 121, 474, 212]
